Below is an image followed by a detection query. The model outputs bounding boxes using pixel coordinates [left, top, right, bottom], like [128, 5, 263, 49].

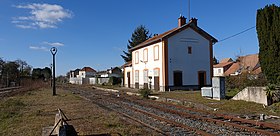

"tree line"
[0, 58, 52, 88]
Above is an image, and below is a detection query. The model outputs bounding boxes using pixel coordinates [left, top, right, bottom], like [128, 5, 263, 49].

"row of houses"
[69, 67, 122, 85]
[213, 54, 261, 77]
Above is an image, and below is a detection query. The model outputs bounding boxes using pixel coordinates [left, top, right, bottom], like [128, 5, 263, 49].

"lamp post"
[50, 47, 57, 96]
[50, 63, 53, 87]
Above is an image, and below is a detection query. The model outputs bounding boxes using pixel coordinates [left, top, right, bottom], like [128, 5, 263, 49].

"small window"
[135, 51, 139, 64]
[188, 46, 192, 54]
[154, 45, 159, 61]
[218, 69, 221, 73]
[135, 70, 139, 82]
[143, 69, 148, 83]
[143, 48, 148, 62]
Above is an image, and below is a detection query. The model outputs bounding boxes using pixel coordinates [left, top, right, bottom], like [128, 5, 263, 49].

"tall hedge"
[256, 4, 280, 84]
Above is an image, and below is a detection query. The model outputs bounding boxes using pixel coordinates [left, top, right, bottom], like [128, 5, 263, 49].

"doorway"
[173, 71, 182, 86]
[127, 72, 130, 88]
[198, 71, 206, 89]
[154, 76, 159, 91]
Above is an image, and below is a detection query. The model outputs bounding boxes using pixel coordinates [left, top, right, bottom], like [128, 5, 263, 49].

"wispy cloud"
[29, 46, 48, 51]
[43, 41, 64, 46]
[12, 3, 72, 29]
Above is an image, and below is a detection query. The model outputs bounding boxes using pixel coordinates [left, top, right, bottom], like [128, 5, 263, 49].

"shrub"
[225, 73, 267, 91]
[139, 89, 151, 99]
[265, 84, 280, 105]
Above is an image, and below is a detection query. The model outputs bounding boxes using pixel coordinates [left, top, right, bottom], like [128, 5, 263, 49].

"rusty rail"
[0, 86, 21, 92]
[123, 95, 280, 136]
[127, 106, 213, 136]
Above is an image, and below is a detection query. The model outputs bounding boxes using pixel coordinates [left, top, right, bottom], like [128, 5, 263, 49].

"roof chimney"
[190, 18, 198, 26]
[178, 15, 186, 27]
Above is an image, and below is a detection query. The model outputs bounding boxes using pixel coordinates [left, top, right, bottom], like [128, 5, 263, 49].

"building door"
[154, 68, 160, 91]
[173, 71, 182, 86]
[127, 72, 130, 88]
[198, 71, 206, 89]
[135, 70, 139, 89]
[154, 77, 159, 91]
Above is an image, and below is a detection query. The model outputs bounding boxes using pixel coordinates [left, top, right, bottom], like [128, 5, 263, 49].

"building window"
[143, 48, 148, 62]
[135, 51, 139, 64]
[154, 45, 159, 61]
[143, 69, 148, 83]
[153, 68, 159, 77]
[135, 70, 139, 82]
[188, 46, 192, 54]
[218, 69, 221, 73]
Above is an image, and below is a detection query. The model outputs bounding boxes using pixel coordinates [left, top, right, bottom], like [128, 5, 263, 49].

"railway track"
[63, 86, 280, 136]
[0, 87, 21, 97]
[122, 95, 280, 135]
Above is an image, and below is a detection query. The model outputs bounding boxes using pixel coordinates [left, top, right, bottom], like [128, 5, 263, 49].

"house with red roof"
[214, 54, 262, 77]
[69, 66, 96, 84]
[124, 15, 217, 91]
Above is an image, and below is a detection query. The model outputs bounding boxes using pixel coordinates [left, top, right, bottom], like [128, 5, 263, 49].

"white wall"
[168, 28, 211, 86]
[69, 77, 82, 84]
[124, 67, 132, 88]
[213, 67, 224, 76]
[89, 78, 96, 84]
[132, 41, 164, 91]
[77, 71, 95, 78]
[232, 87, 268, 105]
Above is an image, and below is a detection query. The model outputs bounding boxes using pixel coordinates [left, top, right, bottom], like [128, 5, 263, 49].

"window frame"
[188, 46, 192, 54]
[135, 51, 139, 64]
[143, 48, 148, 62]
[135, 70, 139, 82]
[143, 69, 148, 83]
[153, 45, 159, 61]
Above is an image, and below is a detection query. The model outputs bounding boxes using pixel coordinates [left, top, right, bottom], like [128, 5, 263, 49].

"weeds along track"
[123, 95, 280, 136]
[63, 86, 280, 136]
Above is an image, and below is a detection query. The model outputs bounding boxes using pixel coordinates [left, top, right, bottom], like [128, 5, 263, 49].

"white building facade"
[124, 16, 217, 91]
[69, 67, 96, 85]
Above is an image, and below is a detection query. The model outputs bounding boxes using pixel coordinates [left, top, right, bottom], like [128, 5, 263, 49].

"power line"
[218, 26, 256, 43]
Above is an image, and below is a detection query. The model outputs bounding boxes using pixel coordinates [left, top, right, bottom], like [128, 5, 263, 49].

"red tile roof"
[213, 62, 233, 68]
[237, 54, 259, 71]
[252, 67, 262, 75]
[224, 63, 241, 76]
[80, 67, 96, 72]
[130, 19, 218, 51]
[220, 58, 233, 63]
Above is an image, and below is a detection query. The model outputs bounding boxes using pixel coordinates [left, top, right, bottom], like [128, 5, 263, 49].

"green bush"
[139, 89, 151, 99]
[225, 73, 267, 91]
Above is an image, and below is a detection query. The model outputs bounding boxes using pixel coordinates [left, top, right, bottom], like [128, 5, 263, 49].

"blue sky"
[0, 0, 279, 76]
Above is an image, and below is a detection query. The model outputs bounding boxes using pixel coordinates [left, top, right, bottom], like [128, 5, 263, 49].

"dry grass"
[0, 88, 154, 136]
[156, 91, 280, 118]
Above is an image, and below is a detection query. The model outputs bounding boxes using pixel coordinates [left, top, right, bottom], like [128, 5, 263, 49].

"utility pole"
[50, 47, 57, 96]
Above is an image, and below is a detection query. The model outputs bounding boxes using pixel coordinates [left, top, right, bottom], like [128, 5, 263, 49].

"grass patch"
[157, 90, 280, 118]
[0, 99, 26, 134]
[0, 87, 153, 135]
[226, 88, 240, 99]
[0, 99, 25, 119]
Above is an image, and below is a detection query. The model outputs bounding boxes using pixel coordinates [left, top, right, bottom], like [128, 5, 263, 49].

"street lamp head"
[50, 47, 57, 55]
